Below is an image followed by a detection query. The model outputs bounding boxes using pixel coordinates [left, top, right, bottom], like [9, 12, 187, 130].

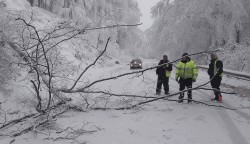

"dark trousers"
[156, 76, 169, 94]
[210, 76, 222, 99]
[179, 78, 193, 100]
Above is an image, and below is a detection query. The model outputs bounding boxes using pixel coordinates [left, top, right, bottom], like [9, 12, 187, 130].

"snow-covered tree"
[241, 0, 250, 44]
[146, 0, 246, 60]
[0, 3, 20, 92]
[27, 0, 143, 56]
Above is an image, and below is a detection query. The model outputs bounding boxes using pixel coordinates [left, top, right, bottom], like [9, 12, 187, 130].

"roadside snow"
[5, 0, 30, 10]
[1, 1, 250, 143]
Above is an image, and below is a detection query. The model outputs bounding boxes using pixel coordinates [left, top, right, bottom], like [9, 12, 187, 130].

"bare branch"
[198, 87, 236, 95]
[67, 50, 220, 93]
[16, 17, 53, 109]
[164, 99, 236, 110]
[9, 61, 47, 68]
[85, 23, 142, 31]
[0, 113, 36, 130]
[12, 109, 68, 137]
[31, 78, 42, 112]
[115, 74, 235, 110]
[66, 37, 111, 91]
[83, 91, 156, 99]
[0, 107, 7, 128]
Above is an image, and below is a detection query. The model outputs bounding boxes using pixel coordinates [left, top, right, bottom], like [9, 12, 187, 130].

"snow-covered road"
[74, 59, 250, 144]
[3, 59, 250, 144]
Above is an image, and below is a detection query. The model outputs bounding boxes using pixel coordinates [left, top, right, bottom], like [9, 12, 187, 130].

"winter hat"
[211, 53, 218, 60]
[182, 53, 188, 57]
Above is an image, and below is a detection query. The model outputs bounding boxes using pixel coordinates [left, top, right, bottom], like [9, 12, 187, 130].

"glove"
[192, 79, 196, 82]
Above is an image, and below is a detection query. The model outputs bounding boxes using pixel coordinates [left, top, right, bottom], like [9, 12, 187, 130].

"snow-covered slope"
[0, 0, 144, 90]
[0, 0, 142, 119]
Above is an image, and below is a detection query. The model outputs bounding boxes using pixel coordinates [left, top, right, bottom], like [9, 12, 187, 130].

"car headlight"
[139, 64, 142, 66]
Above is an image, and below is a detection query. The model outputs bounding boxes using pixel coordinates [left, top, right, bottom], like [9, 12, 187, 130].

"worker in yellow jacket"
[175, 53, 198, 103]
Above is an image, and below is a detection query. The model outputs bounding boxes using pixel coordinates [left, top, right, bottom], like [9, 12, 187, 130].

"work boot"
[188, 95, 192, 103]
[218, 95, 222, 102]
[178, 95, 184, 103]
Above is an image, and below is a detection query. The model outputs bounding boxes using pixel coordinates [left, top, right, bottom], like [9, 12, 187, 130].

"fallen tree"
[0, 11, 239, 142]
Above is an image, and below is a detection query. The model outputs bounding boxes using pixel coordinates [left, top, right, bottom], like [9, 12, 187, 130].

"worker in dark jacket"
[156, 55, 172, 95]
[208, 53, 223, 102]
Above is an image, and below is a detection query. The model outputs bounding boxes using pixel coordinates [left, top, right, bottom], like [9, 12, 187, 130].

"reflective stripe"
[176, 60, 198, 80]
[213, 60, 216, 75]
[214, 60, 223, 77]
[165, 64, 171, 77]
[166, 71, 171, 77]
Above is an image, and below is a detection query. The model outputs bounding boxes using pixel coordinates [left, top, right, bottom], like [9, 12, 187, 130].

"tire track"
[218, 109, 249, 144]
[223, 102, 250, 122]
[194, 85, 249, 144]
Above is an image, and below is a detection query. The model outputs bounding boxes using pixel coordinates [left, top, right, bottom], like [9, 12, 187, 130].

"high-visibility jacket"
[156, 60, 172, 78]
[214, 60, 223, 77]
[165, 63, 171, 78]
[208, 59, 223, 78]
[175, 59, 198, 80]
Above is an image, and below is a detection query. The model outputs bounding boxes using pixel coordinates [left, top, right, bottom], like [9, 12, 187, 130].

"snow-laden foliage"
[0, 0, 143, 111]
[28, 0, 143, 56]
[241, 0, 250, 44]
[0, 0, 142, 86]
[145, 0, 247, 60]
[0, 3, 21, 92]
[218, 44, 250, 72]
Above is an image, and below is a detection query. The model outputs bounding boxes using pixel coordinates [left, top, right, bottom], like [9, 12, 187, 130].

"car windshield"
[132, 59, 141, 63]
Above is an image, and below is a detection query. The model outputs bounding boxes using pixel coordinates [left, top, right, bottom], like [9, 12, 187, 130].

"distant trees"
[146, 0, 246, 59]
[27, 0, 143, 56]
[27, 0, 34, 6]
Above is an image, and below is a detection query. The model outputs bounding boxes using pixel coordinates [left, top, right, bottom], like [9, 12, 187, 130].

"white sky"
[136, 0, 161, 31]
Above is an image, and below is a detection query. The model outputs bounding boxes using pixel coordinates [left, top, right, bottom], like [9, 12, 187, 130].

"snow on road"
[1, 59, 250, 144]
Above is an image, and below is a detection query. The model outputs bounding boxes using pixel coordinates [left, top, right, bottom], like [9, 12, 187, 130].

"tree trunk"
[28, 0, 34, 6]
[38, 0, 42, 7]
[216, 14, 224, 46]
[236, 29, 240, 43]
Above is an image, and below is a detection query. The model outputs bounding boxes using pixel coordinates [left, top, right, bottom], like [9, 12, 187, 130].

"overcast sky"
[136, 0, 161, 31]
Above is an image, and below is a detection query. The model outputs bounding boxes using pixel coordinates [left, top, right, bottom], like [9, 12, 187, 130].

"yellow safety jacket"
[165, 64, 171, 78]
[175, 60, 198, 80]
[214, 60, 223, 77]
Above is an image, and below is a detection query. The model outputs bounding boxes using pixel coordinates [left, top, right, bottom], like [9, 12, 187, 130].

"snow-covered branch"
[67, 37, 111, 91]
[65, 49, 220, 93]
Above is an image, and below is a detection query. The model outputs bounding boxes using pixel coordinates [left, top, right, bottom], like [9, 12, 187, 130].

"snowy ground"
[1, 59, 250, 144]
[1, 0, 250, 143]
